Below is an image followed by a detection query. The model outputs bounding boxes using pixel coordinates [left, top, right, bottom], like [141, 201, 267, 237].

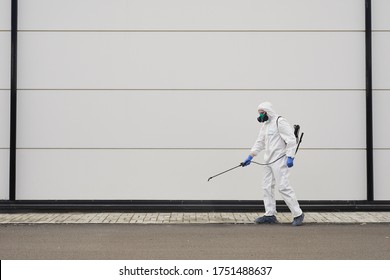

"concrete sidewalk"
[0, 212, 389, 224]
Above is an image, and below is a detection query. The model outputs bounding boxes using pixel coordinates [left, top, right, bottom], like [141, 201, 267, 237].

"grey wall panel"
[373, 91, 390, 149]
[0, 91, 10, 148]
[373, 0, 390, 30]
[17, 90, 365, 149]
[374, 150, 390, 200]
[0, 32, 10, 89]
[0, 149, 9, 199]
[0, 0, 10, 30]
[291, 150, 366, 200]
[0, 0, 10, 200]
[372, 0, 390, 201]
[16, 149, 365, 200]
[9, 1, 371, 202]
[19, 0, 363, 31]
[373, 33, 390, 90]
[18, 32, 365, 90]
[0, 92, 9, 198]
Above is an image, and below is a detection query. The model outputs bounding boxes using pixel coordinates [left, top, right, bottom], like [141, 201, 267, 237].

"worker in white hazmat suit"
[242, 102, 304, 226]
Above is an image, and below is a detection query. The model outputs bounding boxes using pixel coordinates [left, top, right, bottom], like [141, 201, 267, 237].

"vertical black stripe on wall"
[9, 0, 18, 201]
[365, 0, 374, 201]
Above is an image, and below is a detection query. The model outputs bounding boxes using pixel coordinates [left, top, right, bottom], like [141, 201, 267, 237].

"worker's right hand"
[241, 155, 253, 167]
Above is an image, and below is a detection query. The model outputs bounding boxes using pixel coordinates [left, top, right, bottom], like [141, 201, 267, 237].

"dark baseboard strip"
[1, 200, 389, 213]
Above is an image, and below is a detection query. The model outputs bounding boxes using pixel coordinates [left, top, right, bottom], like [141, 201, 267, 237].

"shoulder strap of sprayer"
[277, 116, 304, 154]
[276, 116, 282, 132]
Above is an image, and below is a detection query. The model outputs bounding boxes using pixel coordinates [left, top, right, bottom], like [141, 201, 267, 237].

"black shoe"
[292, 213, 304, 226]
[254, 215, 278, 224]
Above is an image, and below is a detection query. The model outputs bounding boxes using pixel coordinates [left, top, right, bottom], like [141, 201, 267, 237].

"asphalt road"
[1, 224, 389, 259]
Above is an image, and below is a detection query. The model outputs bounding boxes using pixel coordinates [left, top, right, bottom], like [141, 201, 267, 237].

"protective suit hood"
[257, 102, 277, 119]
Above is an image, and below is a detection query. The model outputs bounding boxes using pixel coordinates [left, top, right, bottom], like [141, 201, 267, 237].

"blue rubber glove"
[241, 155, 253, 167]
[287, 157, 294, 168]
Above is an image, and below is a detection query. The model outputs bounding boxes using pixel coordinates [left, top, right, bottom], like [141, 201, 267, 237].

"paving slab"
[0, 212, 389, 224]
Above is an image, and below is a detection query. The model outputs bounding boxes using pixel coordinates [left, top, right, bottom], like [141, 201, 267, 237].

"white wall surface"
[0, 149, 9, 200]
[17, 90, 365, 149]
[373, 91, 390, 148]
[0, 91, 9, 199]
[372, 0, 390, 200]
[18, 32, 365, 90]
[374, 150, 390, 200]
[0, 0, 10, 199]
[371, 93, 389, 200]
[0, 0, 10, 90]
[0, 0, 10, 30]
[18, 0, 364, 31]
[16, 149, 366, 200]
[373, 33, 390, 90]
[10, 0, 373, 201]
[372, 0, 390, 30]
[0, 91, 10, 148]
[0, 33, 10, 89]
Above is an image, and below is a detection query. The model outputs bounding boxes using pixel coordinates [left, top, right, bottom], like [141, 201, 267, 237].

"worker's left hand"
[287, 157, 294, 168]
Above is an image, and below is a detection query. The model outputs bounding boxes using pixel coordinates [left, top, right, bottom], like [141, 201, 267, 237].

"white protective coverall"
[250, 102, 303, 218]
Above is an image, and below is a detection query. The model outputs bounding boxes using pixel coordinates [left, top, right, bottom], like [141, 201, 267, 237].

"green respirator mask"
[257, 112, 269, 123]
